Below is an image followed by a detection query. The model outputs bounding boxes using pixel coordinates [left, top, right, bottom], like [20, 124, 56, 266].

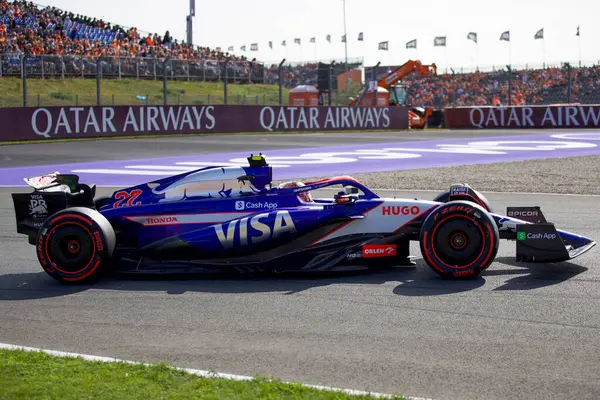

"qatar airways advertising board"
[444, 105, 600, 129]
[0, 105, 409, 141]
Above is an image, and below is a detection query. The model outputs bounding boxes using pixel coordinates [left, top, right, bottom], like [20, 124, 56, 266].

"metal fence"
[1, 54, 266, 83]
[3, 54, 600, 108]
[2, 54, 364, 108]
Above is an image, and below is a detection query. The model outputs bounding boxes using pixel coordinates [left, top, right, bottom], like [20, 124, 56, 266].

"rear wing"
[12, 191, 69, 242]
[12, 172, 97, 244]
[23, 171, 81, 192]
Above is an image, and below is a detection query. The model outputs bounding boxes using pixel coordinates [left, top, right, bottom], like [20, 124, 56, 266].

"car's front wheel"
[419, 201, 499, 279]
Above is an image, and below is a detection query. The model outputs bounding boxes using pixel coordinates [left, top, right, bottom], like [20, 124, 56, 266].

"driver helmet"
[278, 181, 313, 202]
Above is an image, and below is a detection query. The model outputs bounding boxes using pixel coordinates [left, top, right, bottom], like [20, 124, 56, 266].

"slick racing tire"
[432, 189, 493, 213]
[36, 207, 116, 284]
[419, 201, 499, 279]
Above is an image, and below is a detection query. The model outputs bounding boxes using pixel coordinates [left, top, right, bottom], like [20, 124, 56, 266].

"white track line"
[0, 343, 435, 400]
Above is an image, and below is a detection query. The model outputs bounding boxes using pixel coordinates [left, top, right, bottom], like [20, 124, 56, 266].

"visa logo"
[213, 210, 297, 249]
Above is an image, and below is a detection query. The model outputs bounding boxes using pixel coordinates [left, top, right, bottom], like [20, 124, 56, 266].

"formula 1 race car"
[11, 154, 597, 284]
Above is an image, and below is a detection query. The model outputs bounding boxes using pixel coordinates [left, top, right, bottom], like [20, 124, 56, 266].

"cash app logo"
[517, 231, 527, 241]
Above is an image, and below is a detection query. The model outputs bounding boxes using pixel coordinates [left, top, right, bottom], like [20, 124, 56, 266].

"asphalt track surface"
[0, 128, 567, 168]
[2, 129, 600, 400]
[2, 186, 600, 400]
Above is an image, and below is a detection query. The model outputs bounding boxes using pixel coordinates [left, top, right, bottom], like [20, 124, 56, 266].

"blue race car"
[11, 154, 596, 284]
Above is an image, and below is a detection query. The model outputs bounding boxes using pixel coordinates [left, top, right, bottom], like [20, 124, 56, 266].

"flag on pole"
[310, 37, 315, 43]
[268, 41, 273, 49]
[467, 32, 477, 43]
[342, 34, 346, 43]
[534, 28, 543, 39]
[406, 39, 417, 49]
[500, 31, 510, 41]
[433, 36, 446, 46]
[250, 43, 258, 51]
[576, 25, 580, 36]
[326, 34, 331, 43]
[281, 40, 286, 46]
[358, 32, 363, 41]
[378, 41, 389, 50]
[228, 46, 234, 51]
[294, 38, 301, 45]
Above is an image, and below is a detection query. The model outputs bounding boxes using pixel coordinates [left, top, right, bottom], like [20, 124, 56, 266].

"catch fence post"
[223, 58, 229, 105]
[22, 55, 27, 107]
[506, 65, 512, 106]
[278, 58, 285, 105]
[328, 61, 335, 106]
[566, 63, 572, 104]
[163, 58, 171, 106]
[96, 57, 102, 106]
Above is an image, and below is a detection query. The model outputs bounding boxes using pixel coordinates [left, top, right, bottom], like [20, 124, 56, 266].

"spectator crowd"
[0, 0, 598, 106]
[400, 64, 600, 107]
[0, 0, 263, 80]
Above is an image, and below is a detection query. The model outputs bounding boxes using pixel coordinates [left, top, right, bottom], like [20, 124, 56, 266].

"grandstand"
[1, 0, 599, 107]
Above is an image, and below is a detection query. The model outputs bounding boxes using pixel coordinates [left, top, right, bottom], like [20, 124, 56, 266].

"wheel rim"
[450, 232, 467, 250]
[47, 225, 95, 274]
[431, 216, 485, 269]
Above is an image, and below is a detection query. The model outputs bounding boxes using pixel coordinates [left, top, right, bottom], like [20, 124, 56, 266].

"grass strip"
[0, 348, 407, 400]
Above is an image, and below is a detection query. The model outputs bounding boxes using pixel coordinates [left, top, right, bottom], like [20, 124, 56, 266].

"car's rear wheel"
[420, 201, 499, 279]
[36, 207, 116, 284]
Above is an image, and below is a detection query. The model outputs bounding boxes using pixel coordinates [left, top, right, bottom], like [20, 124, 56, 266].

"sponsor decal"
[259, 106, 392, 132]
[450, 184, 469, 195]
[362, 244, 397, 258]
[3, 105, 406, 142]
[146, 216, 179, 225]
[381, 205, 420, 216]
[29, 194, 48, 217]
[508, 210, 539, 217]
[517, 231, 557, 240]
[235, 201, 278, 211]
[93, 231, 104, 251]
[31, 106, 216, 139]
[446, 105, 600, 129]
[214, 210, 297, 249]
[346, 252, 362, 260]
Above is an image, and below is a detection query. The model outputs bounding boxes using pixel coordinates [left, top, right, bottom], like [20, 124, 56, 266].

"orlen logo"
[381, 205, 420, 216]
[146, 216, 179, 225]
[362, 244, 397, 258]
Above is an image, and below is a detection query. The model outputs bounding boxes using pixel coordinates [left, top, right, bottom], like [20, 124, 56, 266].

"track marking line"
[0, 343, 435, 400]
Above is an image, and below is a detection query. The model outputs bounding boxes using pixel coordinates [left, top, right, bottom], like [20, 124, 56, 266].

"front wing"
[494, 206, 596, 263]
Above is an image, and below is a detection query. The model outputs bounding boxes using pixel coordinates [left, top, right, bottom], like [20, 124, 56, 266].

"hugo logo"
[382, 205, 420, 216]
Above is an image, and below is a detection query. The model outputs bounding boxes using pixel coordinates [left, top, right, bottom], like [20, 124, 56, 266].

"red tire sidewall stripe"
[39, 216, 102, 280]
[430, 214, 486, 270]
[423, 209, 496, 273]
